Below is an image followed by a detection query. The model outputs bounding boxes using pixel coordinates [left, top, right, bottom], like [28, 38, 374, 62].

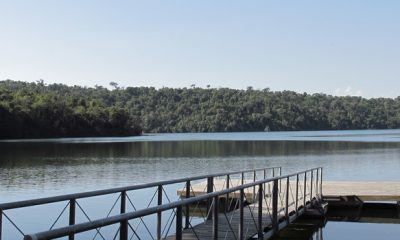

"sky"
[0, 0, 399, 98]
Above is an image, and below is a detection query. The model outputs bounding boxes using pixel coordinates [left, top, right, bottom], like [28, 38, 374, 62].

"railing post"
[285, 177, 289, 225]
[120, 191, 128, 240]
[253, 170, 257, 202]
[258, 184, 263, 239]
[279, 168, 282, 191]
[69, 199, 76, 240]
[295, 174, 299, 216]
[241, 172, 244, 185]
[213, 196, 219, 240]
[272, 168, 275, 177]
[185, 181, 190, 229]
[157, 185, 162, 240]
[303, 172, 307, 208]
[316, 169, 320, 201]
[310, 170, 314, 202]
[176, 206, 183, 240]
[263, 169, 267, 196]
[272, 179, 279, 234]
[320, 168, 323, 201]
[239, 189, 244, 240]
[226, 174, 230, 212]
[207, 177, 214, 220]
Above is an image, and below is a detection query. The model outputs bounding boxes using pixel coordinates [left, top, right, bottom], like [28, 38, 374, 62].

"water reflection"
[272, 203, 400, 240]
[1, 139, 400, 202]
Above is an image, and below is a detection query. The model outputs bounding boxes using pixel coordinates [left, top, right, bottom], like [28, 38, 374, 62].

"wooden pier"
[15, 167, 400, 240]
[21, 167, 323, 240]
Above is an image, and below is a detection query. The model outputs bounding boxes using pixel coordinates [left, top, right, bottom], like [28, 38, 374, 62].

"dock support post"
[258, 184, 263, 239]
[176, 206, 183, 240]
[272, 179, 279, 234]
[157, 186, 162, 240]
[120, 191, 128, 240]
[185, 181, 190, 229]
[69, 198, 76, 240]
[239, 189, 244, 240]
[213, 196, 219, 240]
[207, 177, 214, 220]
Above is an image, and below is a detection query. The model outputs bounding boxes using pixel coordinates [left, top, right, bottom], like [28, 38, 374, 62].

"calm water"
[1, 129, 400, 239]
[1, 129, 400, 202]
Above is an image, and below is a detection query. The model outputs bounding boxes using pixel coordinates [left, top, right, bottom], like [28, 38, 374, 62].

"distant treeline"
[1, 80, 399, 139]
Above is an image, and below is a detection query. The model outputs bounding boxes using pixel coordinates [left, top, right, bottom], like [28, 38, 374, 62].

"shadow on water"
[1, 140, 400, 166]
[271, 203, 400, 240]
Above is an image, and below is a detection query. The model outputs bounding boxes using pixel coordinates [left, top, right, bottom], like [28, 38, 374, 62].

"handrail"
[0, 166, 281, 210]
[23, 167, 323, 240]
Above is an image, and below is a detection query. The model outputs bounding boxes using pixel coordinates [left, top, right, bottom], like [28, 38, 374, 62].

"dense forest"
[1, 80, 400, 139]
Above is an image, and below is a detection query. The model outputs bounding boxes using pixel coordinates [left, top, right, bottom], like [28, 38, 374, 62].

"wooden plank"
[167, 198, 302, 240]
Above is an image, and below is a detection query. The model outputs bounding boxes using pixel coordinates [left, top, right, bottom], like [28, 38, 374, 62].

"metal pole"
[185, 181, 190, 229]
[258, 184, 263, 239]
[285, 177, 289, 225]
[272, 179, 278, 234]
[241, 172, 244, 185]
[320, 168, 323, 201]
[239, 189, 244, 240]
[157, 186, 162, 240]
[310, 170, 314, 202]
[226, 174, 230, 212]
[303, 173, 307, 208]
[295, 174, 299, 216]
[213, 196, 219, 240]
[207, 177, 214, 220]
[263, 169, 267, 196]
[69, 199, 76, 240]
[120, 191, 128, 240]
[176, 206, 183, 240]
[315, 168, 320, 202]
[279, 168, 282, 190]
[253, 170, 257, 202]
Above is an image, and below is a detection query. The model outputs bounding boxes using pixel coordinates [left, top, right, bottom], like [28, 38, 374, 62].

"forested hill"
[1, 80, 400, 139]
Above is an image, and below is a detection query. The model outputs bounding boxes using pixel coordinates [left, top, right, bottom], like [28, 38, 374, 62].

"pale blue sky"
[0, 1, 399, 98]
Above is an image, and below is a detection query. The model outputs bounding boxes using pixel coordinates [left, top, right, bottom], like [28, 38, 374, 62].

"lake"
[1, 129, 400, 239]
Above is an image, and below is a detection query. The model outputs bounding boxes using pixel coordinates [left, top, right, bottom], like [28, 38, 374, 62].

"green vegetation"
[1, 80, 400, 139]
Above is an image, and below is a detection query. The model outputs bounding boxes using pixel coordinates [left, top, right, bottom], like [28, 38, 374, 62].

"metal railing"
[0, 167, 281, 240]
[23, 167, 323, 240]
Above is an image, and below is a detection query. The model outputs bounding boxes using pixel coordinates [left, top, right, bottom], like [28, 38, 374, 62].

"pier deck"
[167, 196, 310, 240]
